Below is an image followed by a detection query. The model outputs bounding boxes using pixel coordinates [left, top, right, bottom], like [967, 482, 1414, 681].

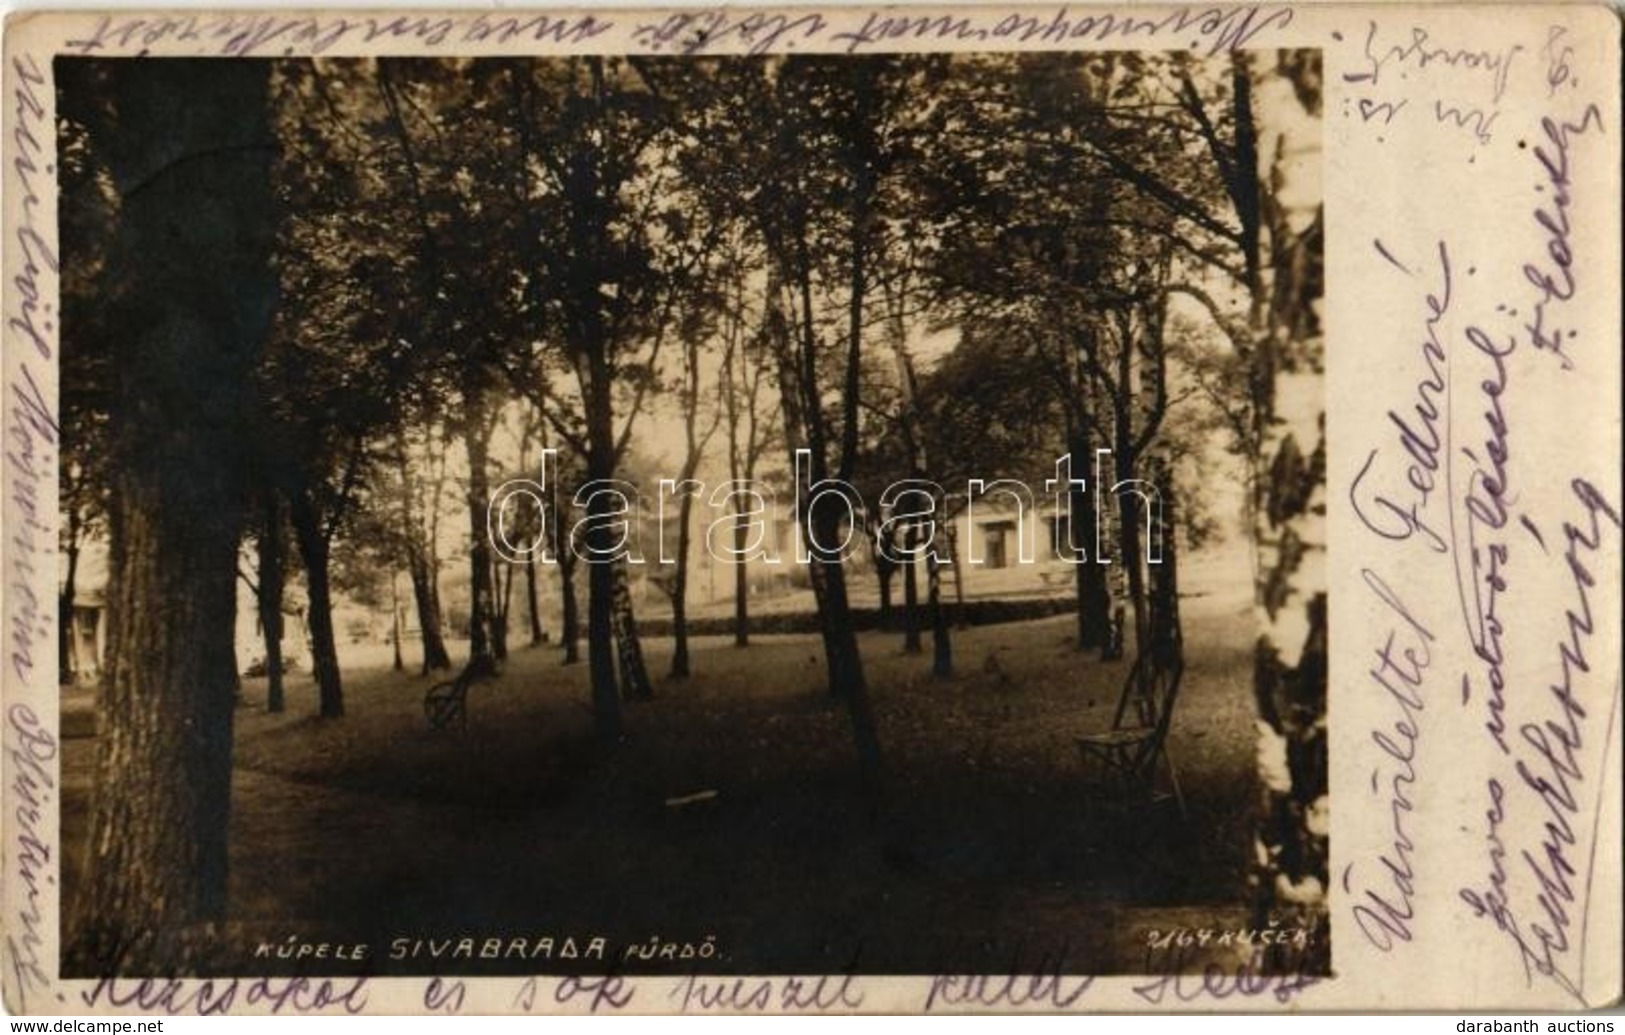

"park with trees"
[55, 50, 1325, 977]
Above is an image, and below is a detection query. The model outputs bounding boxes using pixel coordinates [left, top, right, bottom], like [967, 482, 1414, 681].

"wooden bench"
[424, 659, 497, 732]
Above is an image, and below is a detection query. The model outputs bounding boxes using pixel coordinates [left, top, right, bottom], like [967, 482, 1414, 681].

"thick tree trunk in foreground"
[66, 59, 275, 975]
[1236, 52, 1329, 969]
[77, 478, 245, 972]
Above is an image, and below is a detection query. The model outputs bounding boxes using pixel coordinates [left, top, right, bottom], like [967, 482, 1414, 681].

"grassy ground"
[60, 553, 1264, 977]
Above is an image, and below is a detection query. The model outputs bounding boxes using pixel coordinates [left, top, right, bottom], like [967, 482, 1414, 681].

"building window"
[1048, 514, 1072, 559]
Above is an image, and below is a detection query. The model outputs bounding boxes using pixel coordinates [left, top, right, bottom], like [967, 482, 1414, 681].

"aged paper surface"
[3, 2, 1620, 1015]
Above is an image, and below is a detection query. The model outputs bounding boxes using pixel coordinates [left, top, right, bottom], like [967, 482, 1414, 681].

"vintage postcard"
[2, 1, 1620, 1016]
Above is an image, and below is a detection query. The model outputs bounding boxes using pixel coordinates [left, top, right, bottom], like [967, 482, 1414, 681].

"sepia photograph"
[49, 48, 1327, 981]
[7, 0, 1622, 1018]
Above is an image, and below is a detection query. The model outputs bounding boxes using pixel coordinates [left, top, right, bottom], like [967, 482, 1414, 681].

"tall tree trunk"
[882, 268, 948, 673]
[807, 500, 884, 789]
[670, 483, 696, 679]
[1068, 428, 1111, 652]
[586, 510, 617, 723]
[390, 572, 404, 673]
[1114, 438, 1151, 684]
[945, 519, 967, 626]
[525, 555, 547, 646]
[1147, 453, 1182, 659]
[407, 545, 452, 673]
[581, 348, 622, 736]
[557, 514, 582, 665]
[395, 427, 451, 674]
[76, 479, 245, 971]
[562, 58, 625, 741]
[463, 380, 497, 668]
[773, 329, 884, 791]
[512, 406, 547, 653]
[289, 492, 343, 718]
[612, 562, 652, 700]
[1236, 52, 1328, 969]
[66, 59, 273, 975]
[1111, 321, 1151, 686]
[670, 313, 720, 677]
[901, 531, 921, 653]
[59, 526, 80, 684]
[765, 144, 885, 796]
[732, 513, 751, 647]
[927, 548, 952, 679]
[1063, 159, 1116, 656]
[721, 295, 769, 652]
[490, 557, 511, 663]
[257, 491, 286, 713]
[875, 554, 894, 627]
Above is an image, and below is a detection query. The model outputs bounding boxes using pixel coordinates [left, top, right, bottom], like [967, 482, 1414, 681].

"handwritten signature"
[1519, 105, 1603, 371]
[1459, 479, 1619, 1003]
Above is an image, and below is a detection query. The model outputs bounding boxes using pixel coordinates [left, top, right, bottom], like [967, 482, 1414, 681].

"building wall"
[675, 496, 1080, 610]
